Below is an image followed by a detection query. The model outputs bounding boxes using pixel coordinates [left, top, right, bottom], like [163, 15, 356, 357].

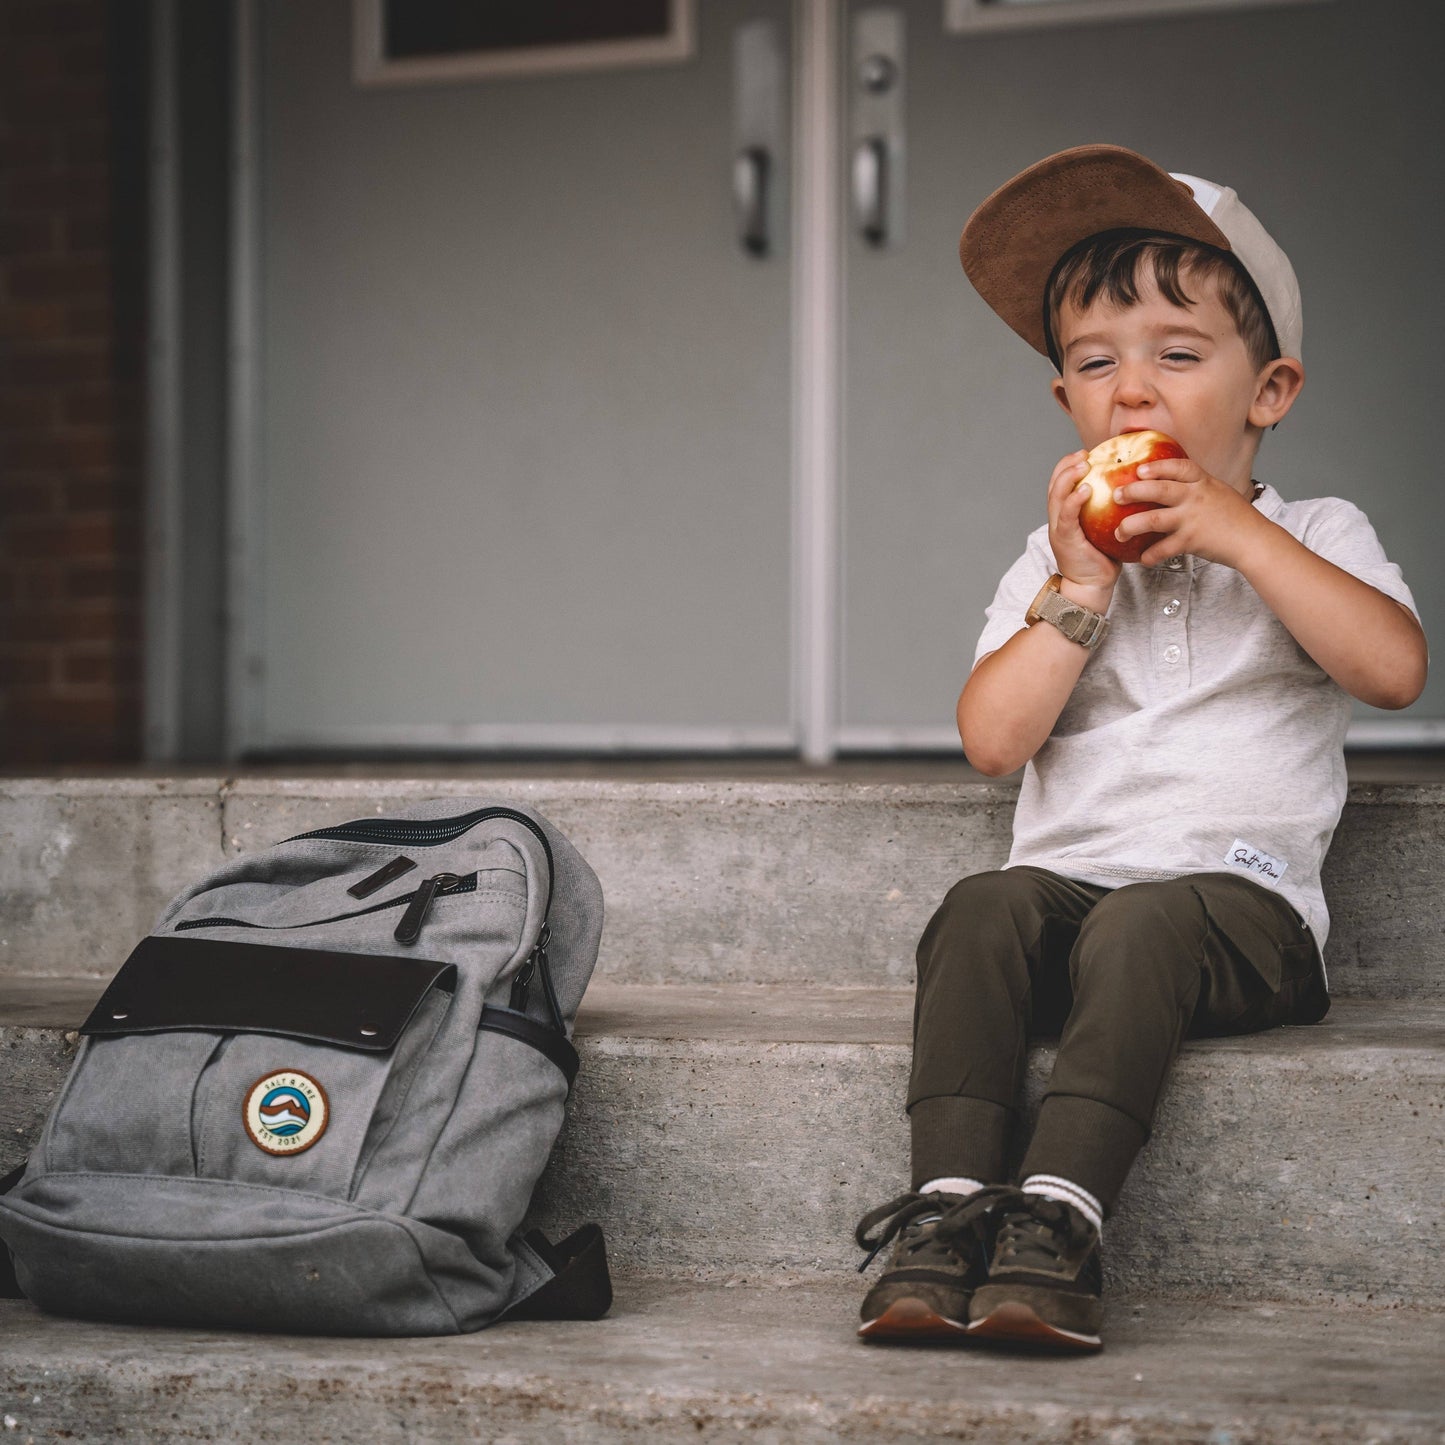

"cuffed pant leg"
[908, 867, 1102, 1190]
[1021, 872, 1320, 1213]
[1021, 878, 1207, 1213]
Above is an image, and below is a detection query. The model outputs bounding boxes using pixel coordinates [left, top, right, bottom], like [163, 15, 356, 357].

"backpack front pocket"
[57, 937, 460, 1200]
[44, 1032, 225, 1177]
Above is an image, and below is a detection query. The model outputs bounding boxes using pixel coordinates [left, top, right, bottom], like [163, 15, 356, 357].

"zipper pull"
[394, 872, 460, 945]
[508, 955, 535, 1011]
[348, 854, 417, 899]
[508, 923, 550, 1011]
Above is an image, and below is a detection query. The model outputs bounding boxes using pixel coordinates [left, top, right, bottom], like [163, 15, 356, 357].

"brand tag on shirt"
[1225, 839, 1288, 888]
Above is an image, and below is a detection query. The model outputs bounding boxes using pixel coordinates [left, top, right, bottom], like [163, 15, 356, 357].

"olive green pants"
[908, 867, 1329, 1213]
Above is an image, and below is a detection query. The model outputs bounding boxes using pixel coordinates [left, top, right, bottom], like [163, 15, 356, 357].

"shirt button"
[1163, 644, 1182, 665]
[1166, 556, 1185, 571]
[1162, 599, 1182, 617]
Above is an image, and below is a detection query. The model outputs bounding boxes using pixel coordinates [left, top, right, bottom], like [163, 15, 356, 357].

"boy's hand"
[1049, 450, 1120, 606]
[1112, 458, 1267, 569]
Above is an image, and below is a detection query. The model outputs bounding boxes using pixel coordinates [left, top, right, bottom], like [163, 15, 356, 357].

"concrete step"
[2, 1283, 1442, 1443]
[3, 776, 1443, 997]
[5, 980, 1441, 1306]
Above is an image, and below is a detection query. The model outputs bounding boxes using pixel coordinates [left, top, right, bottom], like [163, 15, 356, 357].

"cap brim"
[959, 144, 1231, 357]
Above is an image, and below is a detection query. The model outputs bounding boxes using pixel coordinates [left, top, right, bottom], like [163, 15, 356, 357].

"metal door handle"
[734, 146, 771, 256]
[853, 137, 888, 246]
[851, 14, 904, 250]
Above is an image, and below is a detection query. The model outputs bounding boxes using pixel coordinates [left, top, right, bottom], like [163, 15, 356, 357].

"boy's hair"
[1043, 229, 1281, 374]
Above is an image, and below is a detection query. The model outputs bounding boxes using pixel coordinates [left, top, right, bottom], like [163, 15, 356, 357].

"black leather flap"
[80, 936, 457, 1052]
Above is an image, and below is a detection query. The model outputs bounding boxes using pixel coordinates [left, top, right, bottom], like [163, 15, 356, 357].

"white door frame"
[792, 0, 842, 764]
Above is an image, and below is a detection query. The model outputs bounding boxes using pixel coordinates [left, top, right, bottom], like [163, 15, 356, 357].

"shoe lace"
[854, 1184, 1019, 1273]
[991, 1196, 1096, 1270]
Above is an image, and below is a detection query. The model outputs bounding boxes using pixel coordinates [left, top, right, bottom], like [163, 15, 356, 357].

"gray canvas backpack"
[0, 798, 610, 1334]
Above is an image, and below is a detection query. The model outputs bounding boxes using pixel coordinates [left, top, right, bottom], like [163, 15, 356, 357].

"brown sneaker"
[966, 1193, 1104, 1352]
[854, 1187, 1012, 1342]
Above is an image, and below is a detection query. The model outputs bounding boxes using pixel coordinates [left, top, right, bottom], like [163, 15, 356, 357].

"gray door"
[840, 0, 1443, 749]
[238, 0, 796, 753]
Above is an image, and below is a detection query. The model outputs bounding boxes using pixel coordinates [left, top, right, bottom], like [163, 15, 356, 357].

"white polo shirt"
[973, 484, 1418, 953]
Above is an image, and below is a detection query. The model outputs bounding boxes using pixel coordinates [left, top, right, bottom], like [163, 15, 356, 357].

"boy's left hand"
[1113, 459, 1265, 569]
[1117, 456, 1426, 711]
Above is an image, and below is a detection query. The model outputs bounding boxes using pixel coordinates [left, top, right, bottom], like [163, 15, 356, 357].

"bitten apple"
[1077, 430, 1187, 563]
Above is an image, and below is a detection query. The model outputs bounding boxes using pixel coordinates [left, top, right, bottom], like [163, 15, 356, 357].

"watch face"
[1028, 576, 1061, 625]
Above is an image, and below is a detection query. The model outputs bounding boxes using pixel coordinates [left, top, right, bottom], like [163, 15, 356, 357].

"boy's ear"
[1250, 357, 1305, 429]
[1050, 374, 1074, 418]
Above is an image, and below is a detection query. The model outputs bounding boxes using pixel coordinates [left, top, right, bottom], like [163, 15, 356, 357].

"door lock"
[859, 54, 898, 94]
[851, 10, 904, 248]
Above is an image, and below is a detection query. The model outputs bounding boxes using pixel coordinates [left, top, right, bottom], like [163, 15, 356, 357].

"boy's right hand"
[1048, 450, 1120, 608]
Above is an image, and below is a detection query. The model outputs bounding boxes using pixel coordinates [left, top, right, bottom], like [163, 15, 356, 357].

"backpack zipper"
[286, 809, 551, 953]
[393, 871, 461, 945]
[174, 872, 479, 935]
[286, 806, 555, 919]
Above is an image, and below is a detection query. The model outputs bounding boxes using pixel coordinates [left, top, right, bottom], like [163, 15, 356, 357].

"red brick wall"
[1, 0, 147, 765]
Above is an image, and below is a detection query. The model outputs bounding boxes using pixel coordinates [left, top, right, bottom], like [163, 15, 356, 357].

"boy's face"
[1049, 272, 1293, 494]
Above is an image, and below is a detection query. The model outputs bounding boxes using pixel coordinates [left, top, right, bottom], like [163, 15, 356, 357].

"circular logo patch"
[243, 1071, 329, 1156]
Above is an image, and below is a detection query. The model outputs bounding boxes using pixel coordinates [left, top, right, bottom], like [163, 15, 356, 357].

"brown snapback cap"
[959, 143, 1301, 362]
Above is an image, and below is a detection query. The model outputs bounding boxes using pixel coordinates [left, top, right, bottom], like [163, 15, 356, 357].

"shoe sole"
[966, 1300, 1102, 1353]
[857, 1297, 970, 1342]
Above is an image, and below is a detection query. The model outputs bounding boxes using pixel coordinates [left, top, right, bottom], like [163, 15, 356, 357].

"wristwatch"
[1025, 574, 1109, 652]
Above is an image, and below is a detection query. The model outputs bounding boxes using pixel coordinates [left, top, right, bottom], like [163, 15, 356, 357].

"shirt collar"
[1252, 480, 1286, 520]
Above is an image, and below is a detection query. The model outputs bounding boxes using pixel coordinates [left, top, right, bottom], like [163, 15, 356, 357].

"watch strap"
[1026, 574, 1109, 651]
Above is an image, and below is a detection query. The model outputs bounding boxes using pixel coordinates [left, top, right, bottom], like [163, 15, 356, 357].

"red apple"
[1077, 430, 1187, 563]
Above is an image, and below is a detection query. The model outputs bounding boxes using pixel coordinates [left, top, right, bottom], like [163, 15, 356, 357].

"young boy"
[854, 145, 1426, 1352]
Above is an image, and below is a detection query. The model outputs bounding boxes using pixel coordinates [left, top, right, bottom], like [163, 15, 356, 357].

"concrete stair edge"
[3, 777, 1443, 997]
[4, 982, 1441, 1306]
[1, 1283, 1442, 1445]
